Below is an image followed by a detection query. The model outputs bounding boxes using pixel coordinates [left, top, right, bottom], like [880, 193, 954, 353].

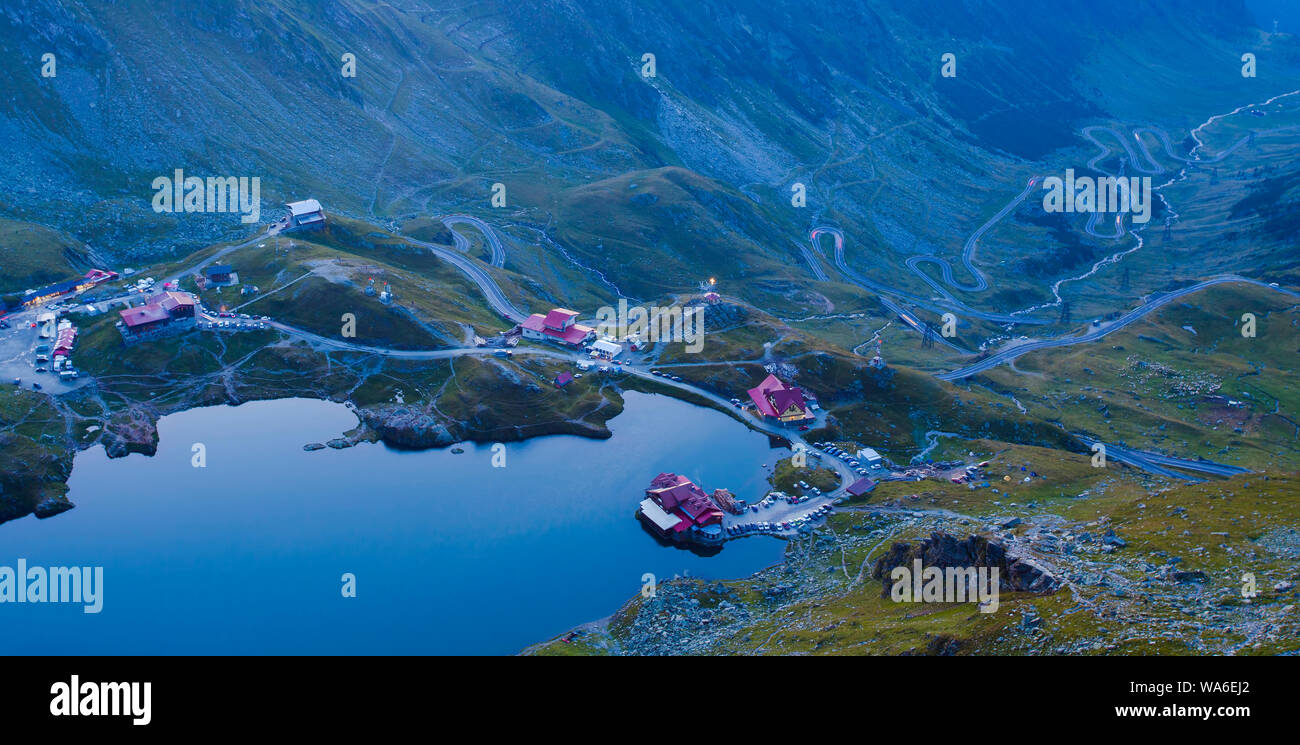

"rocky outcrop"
[357, 405, 456, 449]
[101, 407, 159, 458]
[34, 495, 75, 519]
[871, 531, 1061, 597]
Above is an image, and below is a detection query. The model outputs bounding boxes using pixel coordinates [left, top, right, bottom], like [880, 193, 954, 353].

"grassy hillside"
[979, 283, 1300, 469]
[530, 447, 1300, 656]
[0, 218, 91, 296]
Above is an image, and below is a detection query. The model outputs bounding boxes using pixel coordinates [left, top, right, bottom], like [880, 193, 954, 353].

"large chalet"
[638, 472, 725, 544]
[117, 291, 198, 343]
[747, 374, 813, 423]
[520, 308, 594, 347]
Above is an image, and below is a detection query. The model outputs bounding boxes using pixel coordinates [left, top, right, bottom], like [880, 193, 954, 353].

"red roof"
[119, 304, 171, 328]
[521, 313, 593, 346]
[84, 269, 118, 284]
[555, 372, 574, 387]
[645, 473, 723, 527]
[521, 314, 547, 333]
[147, 291, 196, 312]
[846, 477, 877, 496]
[649, 472, 688, 489]
[747, 374, 808, 419]
[542, 308, 579, 330]
[561, 324, 593, 344]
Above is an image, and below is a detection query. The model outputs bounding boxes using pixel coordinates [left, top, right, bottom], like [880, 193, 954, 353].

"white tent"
[591, 339, 622, 359]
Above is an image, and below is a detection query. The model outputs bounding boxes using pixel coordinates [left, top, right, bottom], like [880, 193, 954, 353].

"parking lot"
[197, 310, 271, 331]
[722, 491, 836, 539]
[0, 307, 90, 395]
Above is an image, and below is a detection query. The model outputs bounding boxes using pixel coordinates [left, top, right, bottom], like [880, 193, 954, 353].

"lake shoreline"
[0, 392, 791, 654]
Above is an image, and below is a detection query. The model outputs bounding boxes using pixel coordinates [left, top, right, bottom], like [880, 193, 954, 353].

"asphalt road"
[1074, 436, 1250, 482]
[904, 176, 1041, 296]
[401, 232, 526, 323]
[442, 214, 507, 268]
[937, 276, 1300, 380]
[806, 224, 1043, 327]
[268, 318, 859, 498]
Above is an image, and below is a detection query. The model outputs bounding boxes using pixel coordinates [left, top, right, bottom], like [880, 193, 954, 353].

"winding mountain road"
[937, 276, 1300, 381]
[806, 224, 1044, 326]
[402, 229, 526, 323]
[442, 214, 507, 268]
[904, 176, 1040, 296]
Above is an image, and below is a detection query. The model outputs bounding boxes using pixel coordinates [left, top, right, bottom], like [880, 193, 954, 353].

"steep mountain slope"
[1, 0, 1297, 311]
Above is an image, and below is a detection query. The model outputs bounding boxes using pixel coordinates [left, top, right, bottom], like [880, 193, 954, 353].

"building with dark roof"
[203, 265, 234, 283]
[21, 277, 94, 307]
[846, 477, 877, 497]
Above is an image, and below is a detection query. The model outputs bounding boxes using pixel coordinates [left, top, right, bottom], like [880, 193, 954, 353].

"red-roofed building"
[520, 307, 594, 347]
[117, 291, 200, 343]
[640, 472, 725, 544]
[147, 291, 197, 319]
[846, 477, 877, 497]
[747, 374, 813, 423]
[53, 327, 78, 358]
[84, 268, 119, 286]
[554, 371, 574, 388]
[119, 304, 172, 333]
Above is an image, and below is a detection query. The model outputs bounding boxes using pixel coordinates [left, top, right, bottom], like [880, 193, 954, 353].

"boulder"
[870, 531, 1061, 597]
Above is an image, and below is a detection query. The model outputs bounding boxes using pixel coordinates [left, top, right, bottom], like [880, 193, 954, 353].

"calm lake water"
[0, 392, 788, 654]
